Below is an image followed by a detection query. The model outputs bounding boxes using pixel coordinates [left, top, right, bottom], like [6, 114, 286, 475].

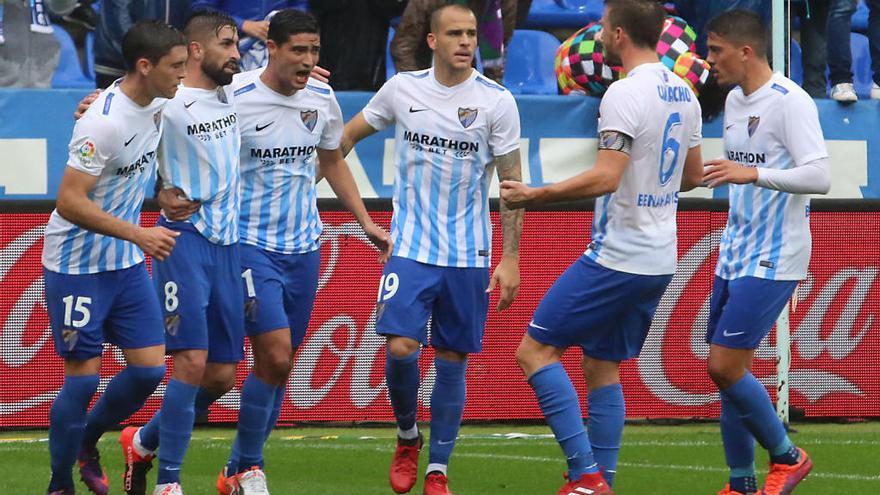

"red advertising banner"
[1, 205, 878, 427]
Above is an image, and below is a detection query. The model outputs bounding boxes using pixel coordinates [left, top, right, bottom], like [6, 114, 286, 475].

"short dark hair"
[184, 9, 237, 42]
[429, 3, 475, 32]
[121, 19, 187, 71]
[267, 8, 319, 46]
[605, 0, 666, 50]
[706, 9, 768, 58]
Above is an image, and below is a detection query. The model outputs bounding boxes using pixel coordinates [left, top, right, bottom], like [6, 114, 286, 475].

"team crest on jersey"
[61, 329, 78, 351]
[164, 313, 180, 336]
[153, 110, 163, 131]
[748, 115, 760, 137]
[301, 110, 318, 132]
[78, 141, 96, 164]
[458, 107, 478, 128]
[216, 86, 228, 104]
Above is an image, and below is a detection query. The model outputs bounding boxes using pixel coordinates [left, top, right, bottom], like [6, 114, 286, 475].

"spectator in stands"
[866, 0, 880, 98]
[310, 0, 407, 91]
[94, 1, 191, 88]
[802, 0, 858, 102]
[673, 0, 771, 56]
[0, 0, 60, 87]
[48, 0, 98, 30]
[391, 0, 518, 83]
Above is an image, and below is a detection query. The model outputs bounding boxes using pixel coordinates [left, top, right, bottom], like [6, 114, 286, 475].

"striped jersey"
[233, 69, 343, 254]
[362, 68, 520, 268]
[717, 73, 828, 281]
[43, 86, 165, 274]
[588, 62, 702, 275]
[157, 84, 240, 245]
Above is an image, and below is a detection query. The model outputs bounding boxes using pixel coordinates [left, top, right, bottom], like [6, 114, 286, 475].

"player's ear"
[188, 40, 202, 61]
[427, 32, 437, 51]
[135, 56, 152, 77]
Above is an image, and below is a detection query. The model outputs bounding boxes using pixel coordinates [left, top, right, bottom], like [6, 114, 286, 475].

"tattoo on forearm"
[598, 130, 633, 155]
[495, 150, 524, 256]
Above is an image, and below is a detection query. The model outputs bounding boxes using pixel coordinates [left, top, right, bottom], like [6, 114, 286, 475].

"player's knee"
[387, 337, 420, 359]
[130, 364, 166, 393]
[172, 352, 208, 384]
[707, 359, 739, 389]
[515, 341, 542, 376]
[258, 352, 293, 384]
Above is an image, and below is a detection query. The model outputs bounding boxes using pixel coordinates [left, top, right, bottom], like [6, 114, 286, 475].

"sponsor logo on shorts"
[722, 329, 745, 337]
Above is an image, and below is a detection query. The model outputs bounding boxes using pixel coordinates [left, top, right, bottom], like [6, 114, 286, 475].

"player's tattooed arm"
[489, 149, 523, 311]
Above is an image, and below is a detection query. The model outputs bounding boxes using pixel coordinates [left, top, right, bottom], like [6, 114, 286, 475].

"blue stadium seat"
[851, 32, 873, 97]
[84, 32, 95, 80]
[386, 26, 396, 81]
[51, 26, 94, 89]
[524, 0, 602, 29]
[853, 0, 868, 33]
[790, 39, 803, 85]
[503, 29, 560, 95]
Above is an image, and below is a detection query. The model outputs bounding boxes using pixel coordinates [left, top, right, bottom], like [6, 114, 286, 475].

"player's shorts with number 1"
[151, 219, 245, 363]
[43, 263, 165, 360]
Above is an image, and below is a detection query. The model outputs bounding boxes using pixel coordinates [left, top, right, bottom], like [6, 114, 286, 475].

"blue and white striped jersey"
[42, 86, 166, 274]
[362, 68, 520, 268]
[717, 73, 828, 281]
[233, 69, 343, 254]
[157, 84, 240, 245]
[587, 63, 702, 276]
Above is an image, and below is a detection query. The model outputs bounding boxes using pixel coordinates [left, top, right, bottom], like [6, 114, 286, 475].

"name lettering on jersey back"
[657, 84, 692, 103]
[727, 150, 766, 166]
[116, 151, 155, 179]
[186, 113, 237, 142]
[403, 130, 478, 157]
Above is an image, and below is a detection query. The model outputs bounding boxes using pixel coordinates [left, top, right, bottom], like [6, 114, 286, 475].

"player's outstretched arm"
[341, 112, 379, 157]
[317, 147, 393, 263]
[56, 167, 180, 260]
[488, 149, 523, 311]
[500, 148, 629, 209]
[680, 145, 704, 191]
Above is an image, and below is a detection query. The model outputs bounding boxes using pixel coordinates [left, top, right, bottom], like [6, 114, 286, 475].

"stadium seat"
[853, 0, 868, 33]
[790, 39, 803, 85]
[84, 31, 95, 80]
[503, 29, 560, 95]
[386, 26, 397, 81]
[524, 0, 603, 29]
[850, 32, 873, 97]
[51, 26, 95, 89]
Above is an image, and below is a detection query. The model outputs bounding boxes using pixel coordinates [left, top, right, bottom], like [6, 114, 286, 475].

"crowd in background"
[2, 0, 879, 103]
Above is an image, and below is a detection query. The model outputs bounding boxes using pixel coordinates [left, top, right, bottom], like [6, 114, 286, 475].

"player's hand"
[500, 180, 535, 210]
[310, 65, 331, 84]
[703, 159, 759, 188]
[157, 187, 200, 221]
[363, 222, 393, 263]
[135, 226, 179, 261]
[242, 19, 269, 41]
[73, 89, 101, 120]
[487, 254, 519, 311]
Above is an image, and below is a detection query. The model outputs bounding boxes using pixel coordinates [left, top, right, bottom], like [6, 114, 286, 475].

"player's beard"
[204, 59, 239, 87]
[603, 43, 622, 68]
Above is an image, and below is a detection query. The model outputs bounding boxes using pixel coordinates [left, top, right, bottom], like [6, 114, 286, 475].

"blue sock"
[48, 374, 99, 491]
[228, 385, 284, 475]
[723, 372, 794, 462]
[769, 437, 800, 465]
[528, 363, 598, 480]
[232, 374, 276, 473]
[138, 410, 161, 452]
[194, 386, 220, 419]
[428, 357, 467, 469]
[81, 365, 165, 451]
[587, 383, 625, 486]
[720, 392, 757, 493]
[385, 350, 421, 433]
[156, 379, 199, 484]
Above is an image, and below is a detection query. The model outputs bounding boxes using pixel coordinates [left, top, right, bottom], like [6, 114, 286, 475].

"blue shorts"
[374, 256, 489, 354]
[152, 219, 245, 362]
[44, 263, 164, 360]
[240, 244, 320, 347]
[706, 276, 797, 349]
[528, 256, 673, 362]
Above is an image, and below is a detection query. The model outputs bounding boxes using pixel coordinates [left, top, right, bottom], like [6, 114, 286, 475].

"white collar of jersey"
[627, 61, 666, 77]
[742, 72, 783, 100]
[428, 67, 479, 93]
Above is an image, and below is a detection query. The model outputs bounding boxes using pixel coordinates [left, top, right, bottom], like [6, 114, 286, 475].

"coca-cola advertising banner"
[1, 202, 878, 427]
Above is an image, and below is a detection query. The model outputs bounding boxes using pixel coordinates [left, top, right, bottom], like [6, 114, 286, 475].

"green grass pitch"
[2, 423, 878, 494]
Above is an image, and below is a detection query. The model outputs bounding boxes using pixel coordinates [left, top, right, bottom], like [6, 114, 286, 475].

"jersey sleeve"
[782, 92, 828, 167]
[320, 93, 345, 150]
[362, 75, 398, 131]
[67, 116, 119, 176]
[598, 82, 642, 139]
[488, 90, 521, 156]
